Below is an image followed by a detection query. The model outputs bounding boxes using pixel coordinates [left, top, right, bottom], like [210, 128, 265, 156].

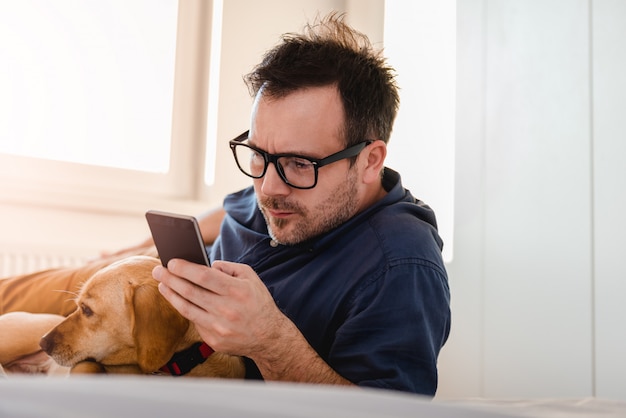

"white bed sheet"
[0, 376, 510, 418]
[443, 397, 626, 418]
[1, 376, 625, 418]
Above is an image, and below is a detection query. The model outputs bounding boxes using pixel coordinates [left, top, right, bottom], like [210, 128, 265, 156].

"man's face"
[249, 85, 361, 245]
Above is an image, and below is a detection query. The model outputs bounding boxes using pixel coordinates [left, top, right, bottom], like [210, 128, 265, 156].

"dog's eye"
[81, 304, 94, 317]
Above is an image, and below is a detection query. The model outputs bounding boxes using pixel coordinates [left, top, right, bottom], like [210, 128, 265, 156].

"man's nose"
[260, 162, 291, 196]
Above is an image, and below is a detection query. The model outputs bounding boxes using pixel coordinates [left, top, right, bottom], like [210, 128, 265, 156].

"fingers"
[151, 260, 246, 315]
[211, 260, 255, 278]
[153, 261, 207, 300]
[155, 260, 219, 292]
[151, 263, 213, 326]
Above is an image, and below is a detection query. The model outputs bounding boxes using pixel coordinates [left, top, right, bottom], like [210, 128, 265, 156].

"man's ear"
[361, 140, 387, 184]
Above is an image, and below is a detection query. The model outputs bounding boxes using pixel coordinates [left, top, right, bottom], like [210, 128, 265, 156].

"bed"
[1, 375, 626, 418]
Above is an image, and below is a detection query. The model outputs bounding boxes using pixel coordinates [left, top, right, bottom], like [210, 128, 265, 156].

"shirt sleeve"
[328, 260, 451, 396]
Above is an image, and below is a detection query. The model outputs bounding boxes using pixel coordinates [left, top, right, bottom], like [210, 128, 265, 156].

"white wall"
[589, 0, 626, 401]
[437, 0, 626, 401]
[384, 1, 456, 263]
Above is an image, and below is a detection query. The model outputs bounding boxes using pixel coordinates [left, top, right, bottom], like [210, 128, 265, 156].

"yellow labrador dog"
[2, 256, 244, 378]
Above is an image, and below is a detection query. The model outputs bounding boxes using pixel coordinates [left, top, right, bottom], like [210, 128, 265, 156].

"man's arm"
[195, 207, 226, 245]
[249, 312, 354, 385]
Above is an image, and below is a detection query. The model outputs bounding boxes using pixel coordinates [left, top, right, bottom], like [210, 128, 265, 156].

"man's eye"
[295, 159, 313, 169]
[285, 158, 314, 171]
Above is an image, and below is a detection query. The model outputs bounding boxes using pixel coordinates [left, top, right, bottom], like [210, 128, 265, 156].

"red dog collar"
[159, 342, 214, 376]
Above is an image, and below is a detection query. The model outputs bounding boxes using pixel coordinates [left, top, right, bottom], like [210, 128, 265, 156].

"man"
[153, 14, 450, 395]
[0, 14, 450, 396]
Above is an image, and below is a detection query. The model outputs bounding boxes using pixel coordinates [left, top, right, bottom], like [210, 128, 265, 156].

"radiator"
[0, 252, 88, 277]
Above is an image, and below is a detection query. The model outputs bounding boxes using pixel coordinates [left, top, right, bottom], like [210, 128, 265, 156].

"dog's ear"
[131, 283, 189, 372]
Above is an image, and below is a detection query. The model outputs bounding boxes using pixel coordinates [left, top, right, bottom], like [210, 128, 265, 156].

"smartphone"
[145, 210, 211, 267]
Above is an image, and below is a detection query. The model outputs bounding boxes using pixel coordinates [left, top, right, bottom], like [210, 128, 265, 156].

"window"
[0, 0, 176, 173]
[0, 0, 388, 215]
[0, 0, 210, 208]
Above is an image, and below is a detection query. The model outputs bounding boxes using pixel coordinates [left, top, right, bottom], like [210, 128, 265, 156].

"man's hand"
[153, 259, 283, 357]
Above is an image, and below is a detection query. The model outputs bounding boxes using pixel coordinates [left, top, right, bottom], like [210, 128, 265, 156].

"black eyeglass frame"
[229, 130, 373, 190]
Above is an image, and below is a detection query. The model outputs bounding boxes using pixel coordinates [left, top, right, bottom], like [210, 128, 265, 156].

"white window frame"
[0, 0, 215, 215]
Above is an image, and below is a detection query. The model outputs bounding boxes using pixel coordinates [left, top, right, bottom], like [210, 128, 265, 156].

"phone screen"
[145, 210, 211, 267]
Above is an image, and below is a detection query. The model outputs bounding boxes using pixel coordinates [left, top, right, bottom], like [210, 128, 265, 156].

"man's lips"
[267, 209, 294, 218]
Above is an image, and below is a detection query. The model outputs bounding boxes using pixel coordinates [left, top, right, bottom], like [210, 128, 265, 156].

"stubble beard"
[258, 169, 359, 246]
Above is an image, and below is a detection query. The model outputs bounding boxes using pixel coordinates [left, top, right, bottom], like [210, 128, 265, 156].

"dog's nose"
[39, 333, 53, 353]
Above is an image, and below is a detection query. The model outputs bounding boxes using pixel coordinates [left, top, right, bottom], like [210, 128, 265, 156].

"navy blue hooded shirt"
[210, 168, 451, 396]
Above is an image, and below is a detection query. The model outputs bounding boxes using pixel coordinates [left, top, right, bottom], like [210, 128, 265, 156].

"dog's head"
[40, 255, 190, 373]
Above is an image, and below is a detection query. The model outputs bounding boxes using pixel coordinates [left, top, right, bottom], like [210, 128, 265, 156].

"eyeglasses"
[229, 131, 373, 189]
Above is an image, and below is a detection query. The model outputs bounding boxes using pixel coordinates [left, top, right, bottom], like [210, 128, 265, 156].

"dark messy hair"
[244, 12, 399, 148]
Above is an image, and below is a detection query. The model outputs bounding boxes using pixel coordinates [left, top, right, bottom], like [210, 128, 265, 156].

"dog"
[1, 255, 244, 378]
[40, 255, 245, 378]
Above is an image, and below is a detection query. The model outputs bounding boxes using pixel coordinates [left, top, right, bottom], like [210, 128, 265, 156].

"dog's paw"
[3, 350, 68, 375]
[70, 360, 106, 374]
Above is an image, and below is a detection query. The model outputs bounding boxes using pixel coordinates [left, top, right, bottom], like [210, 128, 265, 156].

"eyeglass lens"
[233, 145, 317, 188]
